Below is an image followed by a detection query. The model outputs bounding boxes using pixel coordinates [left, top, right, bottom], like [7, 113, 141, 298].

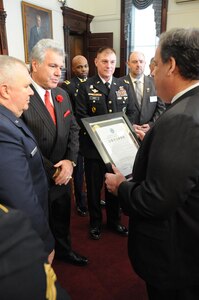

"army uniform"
[61, 77, 87, 214]
[76, 75, 136, 230]
[61, 77, 86, 112]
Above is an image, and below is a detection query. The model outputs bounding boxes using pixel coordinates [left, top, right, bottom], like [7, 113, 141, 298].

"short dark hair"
[96, 47, 116, 56]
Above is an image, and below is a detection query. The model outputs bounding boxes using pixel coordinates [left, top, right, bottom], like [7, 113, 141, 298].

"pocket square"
[64, 110, 71, 117]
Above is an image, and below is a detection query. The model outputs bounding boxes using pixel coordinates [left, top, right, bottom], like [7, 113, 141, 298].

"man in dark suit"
[123, 51, 165, 133]
[23, 39, 88, 266]
[105, 28, 199, 300]
[0, 55, 54, 263]
[61, 55, 89, 216]
[0, 204, 70, 300]
[28, 14, 47, 54]
[76, 47, 135, 240]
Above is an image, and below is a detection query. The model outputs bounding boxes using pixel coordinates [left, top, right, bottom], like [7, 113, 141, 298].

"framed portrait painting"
[21, 1, 53, 63]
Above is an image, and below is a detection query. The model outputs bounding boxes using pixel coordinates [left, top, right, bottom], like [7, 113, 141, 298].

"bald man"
[122, 51, 165, 133]
[61, 55, 89, 111]
[61, 55, 89, 217]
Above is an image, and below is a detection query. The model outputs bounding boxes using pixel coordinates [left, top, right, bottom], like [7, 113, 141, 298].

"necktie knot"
[105, 82, 110, 89]
[44, 91, 56, 125]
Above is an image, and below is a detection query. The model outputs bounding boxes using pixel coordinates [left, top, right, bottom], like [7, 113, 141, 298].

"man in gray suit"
[122, 51, 165, 133]
[23, 39, 88, 266]
[105, 28, 199, 300]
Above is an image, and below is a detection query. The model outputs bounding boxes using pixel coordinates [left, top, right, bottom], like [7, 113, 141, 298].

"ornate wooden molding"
[0, 1, 8, 55]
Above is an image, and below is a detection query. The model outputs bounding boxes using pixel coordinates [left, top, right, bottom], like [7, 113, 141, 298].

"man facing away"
[105, 28, 199, 300]
[61, 55, 89, 216]
[122, 51, 165, 133]
[22, 39, 88, 266]
[76, 46, 136, 240]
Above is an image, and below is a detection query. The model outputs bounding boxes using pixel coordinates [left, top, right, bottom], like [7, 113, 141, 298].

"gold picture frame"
[21, 1, 53, 63]
[176, 0, 198, 2]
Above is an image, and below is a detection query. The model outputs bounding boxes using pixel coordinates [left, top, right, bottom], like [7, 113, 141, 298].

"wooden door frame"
[0, 0, 8, 55]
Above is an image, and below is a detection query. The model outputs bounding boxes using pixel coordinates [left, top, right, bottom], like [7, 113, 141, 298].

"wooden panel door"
[61, 6, 94, 79]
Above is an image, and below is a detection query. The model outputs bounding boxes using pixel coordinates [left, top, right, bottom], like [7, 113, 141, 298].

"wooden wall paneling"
[0, 0, 8, 55]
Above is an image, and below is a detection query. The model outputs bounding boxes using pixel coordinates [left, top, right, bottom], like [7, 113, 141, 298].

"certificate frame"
[82, 112, 140, 180]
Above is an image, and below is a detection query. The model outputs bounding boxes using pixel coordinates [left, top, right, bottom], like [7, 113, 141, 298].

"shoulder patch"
[64, 80, 71, 85]
[124, 79, 130, 84]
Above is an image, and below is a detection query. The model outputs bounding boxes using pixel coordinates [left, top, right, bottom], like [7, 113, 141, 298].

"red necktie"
[44, 91, 56, 124]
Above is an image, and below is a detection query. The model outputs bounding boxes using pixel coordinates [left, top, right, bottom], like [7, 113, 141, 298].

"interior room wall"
[3, 0, 199, 67]
[167, 0, 199, 29]
[4, 0, 121, 66]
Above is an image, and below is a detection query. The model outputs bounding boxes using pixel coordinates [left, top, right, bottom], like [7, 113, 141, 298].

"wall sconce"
[58, 0, 67, 7]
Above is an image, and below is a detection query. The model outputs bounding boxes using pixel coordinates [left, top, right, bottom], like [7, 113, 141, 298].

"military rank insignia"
[64, 80, 70, 85]
[124, 79, 130, 84]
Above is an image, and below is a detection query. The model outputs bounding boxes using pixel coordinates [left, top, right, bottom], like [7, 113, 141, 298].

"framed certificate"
[82, 112, 140, 180]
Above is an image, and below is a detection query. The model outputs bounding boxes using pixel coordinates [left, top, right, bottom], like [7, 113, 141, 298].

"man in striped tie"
[22, 39, 88, 266]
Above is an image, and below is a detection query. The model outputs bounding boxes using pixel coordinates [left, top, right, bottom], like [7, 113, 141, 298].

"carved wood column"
[0, 0, 8, 55]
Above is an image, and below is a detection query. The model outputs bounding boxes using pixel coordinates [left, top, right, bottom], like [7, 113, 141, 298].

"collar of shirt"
[129, 74, 144, 96]
[31, 80, 54, 106]
[171, 82, 199, 103]
[98, 75, 112, 85]
[129, 73, 144, 85]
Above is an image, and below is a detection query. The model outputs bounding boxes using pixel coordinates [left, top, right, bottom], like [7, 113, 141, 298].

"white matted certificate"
[82, 112, 139, 180]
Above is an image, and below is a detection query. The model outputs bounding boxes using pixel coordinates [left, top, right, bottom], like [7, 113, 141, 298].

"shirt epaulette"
[64, 80, 71, 85]
[0, 204, 9, 213]
[124, 79, 130, 84]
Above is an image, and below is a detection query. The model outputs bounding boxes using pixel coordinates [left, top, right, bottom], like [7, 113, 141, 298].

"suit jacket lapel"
[127, 74, 140, 110]
[142, 75, 151, 106]
[51, 89, 65, 136]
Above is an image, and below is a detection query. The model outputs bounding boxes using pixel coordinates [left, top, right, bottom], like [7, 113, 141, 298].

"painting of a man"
[22, 2, 53, 63]
[28, 14, 48, 54]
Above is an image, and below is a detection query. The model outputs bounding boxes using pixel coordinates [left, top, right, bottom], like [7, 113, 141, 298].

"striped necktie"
[135, 80, 143, 107]
[44, 91, 56, 124]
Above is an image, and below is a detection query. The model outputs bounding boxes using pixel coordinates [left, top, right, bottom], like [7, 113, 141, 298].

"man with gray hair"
[105, 28, 199, 299]
[0, 55, 54, 262]
[23, 39, 88, 266]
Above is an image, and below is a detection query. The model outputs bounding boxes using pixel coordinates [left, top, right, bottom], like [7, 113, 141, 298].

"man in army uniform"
[61, 55, 89, 111]
[61, 55, 89, 216]
[76, 47, 136, 240]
